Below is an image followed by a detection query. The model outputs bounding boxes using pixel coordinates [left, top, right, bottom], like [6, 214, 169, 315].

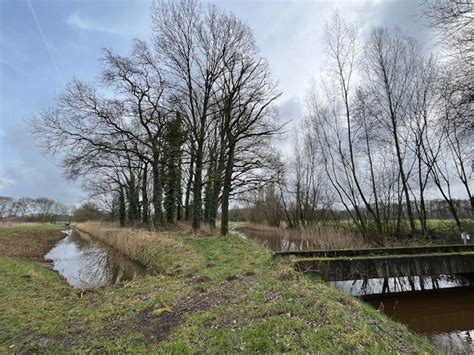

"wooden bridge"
[275, 244, 474, 281]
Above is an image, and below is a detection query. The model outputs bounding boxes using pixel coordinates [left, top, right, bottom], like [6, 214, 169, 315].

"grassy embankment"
[0, 222, 436, 353]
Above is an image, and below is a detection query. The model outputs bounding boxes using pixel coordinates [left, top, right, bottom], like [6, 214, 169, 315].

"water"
[234, 228, 318, 251]
[326, 275, 474, 353]
[45, 229, 146, 288]
[330, 274, 474, 296]
[235, 227, 474, 351]
[364, 287, 474, 353]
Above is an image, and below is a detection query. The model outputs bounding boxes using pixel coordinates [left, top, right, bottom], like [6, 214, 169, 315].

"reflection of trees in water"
[70, 231, 145, 288]
[246, 233, 313, 252]
[432, 330, 474, 354]
[244, 231, 334, 252]
[334, 274, 473, 296]
[77, 248, 112, 287]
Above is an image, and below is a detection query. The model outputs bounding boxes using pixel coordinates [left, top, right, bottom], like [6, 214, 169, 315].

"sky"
[0, 0, 430, 206]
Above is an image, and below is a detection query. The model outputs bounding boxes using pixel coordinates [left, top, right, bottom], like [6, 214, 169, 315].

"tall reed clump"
[238, 223, 366, 252]
[75, 222, 201, 274]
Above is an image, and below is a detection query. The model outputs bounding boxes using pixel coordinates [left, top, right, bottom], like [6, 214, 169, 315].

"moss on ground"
[0, 224, 436, 353]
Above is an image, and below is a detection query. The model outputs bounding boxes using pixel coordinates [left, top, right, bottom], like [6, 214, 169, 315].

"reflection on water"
[234, 229, 318, 252]
[330, 274, 474, 296]
[45, 229, 146, 288]
[330, 275, 474, 353]
[364, 287, 474, 354]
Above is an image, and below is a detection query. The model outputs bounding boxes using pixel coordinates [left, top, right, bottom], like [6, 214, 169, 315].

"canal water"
[365, 286, 474, 353]
[234, 228, 474, 353]
[45, 229, 146, 288]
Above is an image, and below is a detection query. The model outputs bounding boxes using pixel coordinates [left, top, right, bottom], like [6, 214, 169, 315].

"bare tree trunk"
[142, 162, 149, 224]
[208, 129, 226, 230]
[220, 145, 235, 236]
[184, 154, 194, 221]
[192, 141, 204, 231]
[204, 142, 216, 224]
[176, 155, 182, 221]
[152, 151, 162, 227]
[119, 187, 126, 227]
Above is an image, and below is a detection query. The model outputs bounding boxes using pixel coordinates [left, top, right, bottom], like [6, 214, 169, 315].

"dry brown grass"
[237, 223, 367, 251]
[0, 221, 47, 228]
[75, 222, 170, 259]
[75, 222, 202, 273]
[0, 224, 64, 259]
[161, 220, 215, 237]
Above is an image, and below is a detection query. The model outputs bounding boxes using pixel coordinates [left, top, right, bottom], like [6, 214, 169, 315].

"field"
[0, 223, 63, 258]
[0, 223, 436, 353]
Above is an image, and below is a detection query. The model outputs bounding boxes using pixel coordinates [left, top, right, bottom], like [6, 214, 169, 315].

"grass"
[425, 218, 474, 237]
[0, 223, 63, 258]
[0, 223, 436, 353]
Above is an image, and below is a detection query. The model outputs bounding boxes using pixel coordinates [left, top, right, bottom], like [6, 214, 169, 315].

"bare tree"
[152, 0, 226, 232]
[0, 196, 13, 219]
[153, 0, 282, 234]
[363, 28, 422, 234]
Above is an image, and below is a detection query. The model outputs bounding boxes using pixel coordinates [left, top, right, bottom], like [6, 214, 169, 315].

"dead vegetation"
[75, 222, 202, 273]
[237, 223, 367, 251]
[0, 224, 63, 259]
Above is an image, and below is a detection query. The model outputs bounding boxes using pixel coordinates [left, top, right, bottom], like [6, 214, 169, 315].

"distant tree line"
[241, 190, 472, 226]
[30, 0, 282, 235]
[0, 196, 71, 223]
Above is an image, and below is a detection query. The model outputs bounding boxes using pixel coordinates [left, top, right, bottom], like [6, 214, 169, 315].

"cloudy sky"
[0, 0, 430, 205]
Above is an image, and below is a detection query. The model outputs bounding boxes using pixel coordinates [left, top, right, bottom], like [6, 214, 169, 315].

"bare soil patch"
[134, 276, 255, 344]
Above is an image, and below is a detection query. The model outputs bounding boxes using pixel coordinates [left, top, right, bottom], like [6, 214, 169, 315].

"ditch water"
[234, 229, 320, 252]
[329, 276, 474, 352]
[364, 286, 474, 353]
[45, 229, 146, 288]
[234, 229, 474, 353]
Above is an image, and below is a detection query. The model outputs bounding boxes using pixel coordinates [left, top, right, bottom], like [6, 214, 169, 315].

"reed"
[238, 223, 366, 251]
[75, 222, 200, 273]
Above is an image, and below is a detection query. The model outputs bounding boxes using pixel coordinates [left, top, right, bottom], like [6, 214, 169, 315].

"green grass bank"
[0, 223, 436, 353]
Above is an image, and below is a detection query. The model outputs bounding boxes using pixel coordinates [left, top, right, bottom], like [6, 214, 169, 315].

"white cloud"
[66, 13, 123, 35]
[0, 176, 15, 192]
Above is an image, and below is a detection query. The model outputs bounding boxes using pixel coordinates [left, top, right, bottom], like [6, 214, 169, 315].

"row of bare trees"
[0, 196, 71, 222]
[273, 2, 472, 241]
[30, 0, 282, 235]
